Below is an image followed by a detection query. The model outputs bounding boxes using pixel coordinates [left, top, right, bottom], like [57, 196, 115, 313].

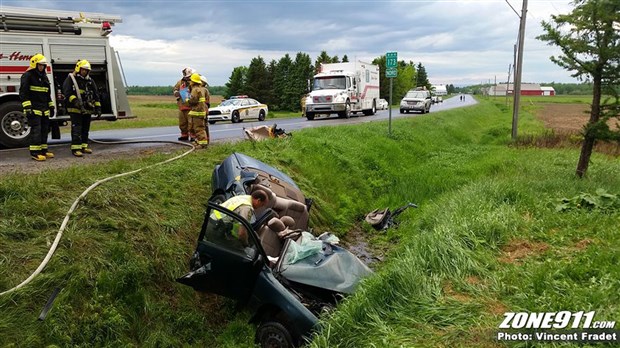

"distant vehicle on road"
[377, 98, 389, 110]
[400, 89, 432, 114]
[208, 96, 268, 124]
[431, 96, 443, 104]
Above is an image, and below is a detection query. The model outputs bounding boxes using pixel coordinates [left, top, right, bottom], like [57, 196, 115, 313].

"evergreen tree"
[314, 51, 332, 73]
[244, 56, 270, 102]
[342, 55, 349, 63]
[416, 62, 430, 89]
[331, 55, 340, 63]
[291, 52, 314, 110]
[273, 54, 294, 111]
[225, 66, 247, 98]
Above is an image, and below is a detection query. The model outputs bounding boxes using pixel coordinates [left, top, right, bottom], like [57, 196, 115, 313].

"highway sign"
[386, 67, 397, 78]
[386, 52, 397, 68]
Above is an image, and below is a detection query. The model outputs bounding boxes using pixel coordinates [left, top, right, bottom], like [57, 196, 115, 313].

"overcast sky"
[3, 0, 578, 87]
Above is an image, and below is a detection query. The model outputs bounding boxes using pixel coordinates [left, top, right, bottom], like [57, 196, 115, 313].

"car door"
[239, 99, 251, 121]
[177, 201, 266, 303]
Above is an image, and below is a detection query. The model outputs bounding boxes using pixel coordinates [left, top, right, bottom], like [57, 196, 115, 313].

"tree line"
[226, 51, 434, 111]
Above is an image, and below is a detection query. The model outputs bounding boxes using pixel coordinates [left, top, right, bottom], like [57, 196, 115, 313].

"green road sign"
[386, 67, 397, 78]
[386, 52, 397, 68]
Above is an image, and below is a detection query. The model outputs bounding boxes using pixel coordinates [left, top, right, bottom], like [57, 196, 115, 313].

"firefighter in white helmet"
[62, 59, 101, 157]
[186, 73, 209, 148]
[19, 53, 55, 161]
[173, 67, 195, 141]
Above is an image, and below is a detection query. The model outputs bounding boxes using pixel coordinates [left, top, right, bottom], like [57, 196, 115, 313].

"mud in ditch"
[339, 225, 387, 268]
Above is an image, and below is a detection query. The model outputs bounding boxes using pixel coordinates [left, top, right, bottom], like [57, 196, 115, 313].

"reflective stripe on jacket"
[187, 83, 207, 117]
[62, 72, 100, 114]
[213, 195, 252, 220]
[19, 69, 53, 113]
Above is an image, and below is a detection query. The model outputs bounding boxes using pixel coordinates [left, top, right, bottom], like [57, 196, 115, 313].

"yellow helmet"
[190, 73, 202, 84]
[75, 59, 91, 73]
[29, 54, 47, 69]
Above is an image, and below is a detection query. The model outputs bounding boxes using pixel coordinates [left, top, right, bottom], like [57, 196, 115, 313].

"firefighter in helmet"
[173, 67, 194, 141]
[186, 73, 209, 148]
[19, 53, 55, 161]
[62, 59, 101, 157]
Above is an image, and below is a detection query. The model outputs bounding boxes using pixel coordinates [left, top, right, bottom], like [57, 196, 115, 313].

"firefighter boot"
[41, 149, 55, 158]
[31, 154, 47, 161]
[82, 146, 93, 154]
[72, 150, 83, 157]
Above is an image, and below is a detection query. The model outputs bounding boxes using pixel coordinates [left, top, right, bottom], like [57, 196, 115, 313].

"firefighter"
[300, 93, 309, 117]
[200, 74, 211, 143]
[186, 73, 209, 148]
[62, 60, 101, 157]
[19, 53, 55, 161]
[172, 67, 194, 141]
[208, 190, 269, 247]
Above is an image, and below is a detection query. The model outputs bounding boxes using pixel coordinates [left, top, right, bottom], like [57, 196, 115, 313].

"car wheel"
[400, 109, 404, 114]
[258, 110, 266, 121]
[231, 111, 240, 123]
[0, 101, 30, 148]
[256, 321, 295, 348]
[338, 100, 351, 119]
[208, 120, 216, 125]
[306, 112, 315, 121]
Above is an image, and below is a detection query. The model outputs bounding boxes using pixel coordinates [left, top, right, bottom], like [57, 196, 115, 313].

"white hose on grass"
[0, 139, 195, 296]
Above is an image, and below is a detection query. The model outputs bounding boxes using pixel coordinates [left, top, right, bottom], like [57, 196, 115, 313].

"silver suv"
[400, 89, 432, 114]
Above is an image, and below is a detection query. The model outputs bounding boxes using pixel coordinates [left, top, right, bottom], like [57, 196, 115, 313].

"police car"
[208, 95, 268, 124]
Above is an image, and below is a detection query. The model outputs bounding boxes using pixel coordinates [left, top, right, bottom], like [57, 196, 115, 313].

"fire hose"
[0, 139, 195, 296]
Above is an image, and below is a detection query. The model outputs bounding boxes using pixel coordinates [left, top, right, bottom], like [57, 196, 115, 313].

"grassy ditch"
[1, 98, 619, 347]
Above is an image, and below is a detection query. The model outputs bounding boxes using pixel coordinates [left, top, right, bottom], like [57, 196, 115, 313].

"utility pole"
[512, 0, 528, 140]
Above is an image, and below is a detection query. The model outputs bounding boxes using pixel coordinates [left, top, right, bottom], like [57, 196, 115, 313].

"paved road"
[0, 95, 476, 165]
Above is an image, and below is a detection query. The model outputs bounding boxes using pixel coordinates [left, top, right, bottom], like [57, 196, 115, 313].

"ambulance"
[304, 60, 379, 120]
[0, 6, 133, 148]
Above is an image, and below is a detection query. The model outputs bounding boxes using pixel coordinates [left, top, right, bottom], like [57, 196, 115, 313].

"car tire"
[0, 101, 30, 148]
[306, 112, 315, 121]
[208, 120, 216, 125]
[338, 100, 351, 119]
[258, 110, 266, 121]
[363, 101, 376, 116]
[400, 109, 404, 114]
[231, 111, 240, 123]
[256, 321, 295, 348]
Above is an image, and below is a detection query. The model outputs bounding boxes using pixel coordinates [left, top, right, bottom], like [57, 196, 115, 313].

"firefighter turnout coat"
[19, 69, 54, 116]
[62, 72, 101, 114]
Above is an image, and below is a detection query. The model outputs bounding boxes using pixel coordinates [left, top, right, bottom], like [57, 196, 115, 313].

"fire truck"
[304, 61, 379, 120]
[0, 6, 133, 148]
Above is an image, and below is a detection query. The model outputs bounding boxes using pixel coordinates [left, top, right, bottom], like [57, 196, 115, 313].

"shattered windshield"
[313, 77, 346, 90]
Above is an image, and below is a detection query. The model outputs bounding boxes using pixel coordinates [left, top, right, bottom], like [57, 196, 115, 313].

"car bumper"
[208, 112, 232, 122]
[306, 103, 346, 113]
[400, 104, 425, 111]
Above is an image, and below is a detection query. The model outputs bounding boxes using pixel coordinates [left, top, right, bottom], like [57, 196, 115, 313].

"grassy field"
[88, 95, 303, 132]
[1, 97, 618, 347]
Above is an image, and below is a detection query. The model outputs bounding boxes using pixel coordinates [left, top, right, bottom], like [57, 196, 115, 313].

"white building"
[431, 84, 447, 95]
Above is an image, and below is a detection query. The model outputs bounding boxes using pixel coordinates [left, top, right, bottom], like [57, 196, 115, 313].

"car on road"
[400, 89, 432, 114]
[377, 98, 389, 110]
[208, 96, 268, 124]
[431, 96, 443, 104]
[178, 153, 372, 348]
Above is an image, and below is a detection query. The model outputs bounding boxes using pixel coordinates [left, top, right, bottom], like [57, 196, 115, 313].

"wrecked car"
[177, 153, 373, 348]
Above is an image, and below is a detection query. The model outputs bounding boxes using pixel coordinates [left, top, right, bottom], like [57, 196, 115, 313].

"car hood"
[217, 152, 300, 190]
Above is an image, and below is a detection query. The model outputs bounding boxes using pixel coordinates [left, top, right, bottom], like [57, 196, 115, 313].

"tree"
[273, 54, 293, 110]
[416, 62, 430, 90]
[538, 0, 620, 177]
[225, 66, 247, 98]
[342, 55, 349, 62]
[244, 56, 271, 103]
[291, 52, 314, 110]
[314, 51, 332, 73]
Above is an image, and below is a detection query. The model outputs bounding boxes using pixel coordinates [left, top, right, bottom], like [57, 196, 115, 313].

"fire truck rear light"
[7, 86, 16, 92]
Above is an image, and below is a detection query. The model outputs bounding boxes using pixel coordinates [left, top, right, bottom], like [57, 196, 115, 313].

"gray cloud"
[2, 0, 578, 86]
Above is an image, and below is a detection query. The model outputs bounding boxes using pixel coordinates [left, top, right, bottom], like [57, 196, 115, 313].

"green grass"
[1, 97, 618, 347]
